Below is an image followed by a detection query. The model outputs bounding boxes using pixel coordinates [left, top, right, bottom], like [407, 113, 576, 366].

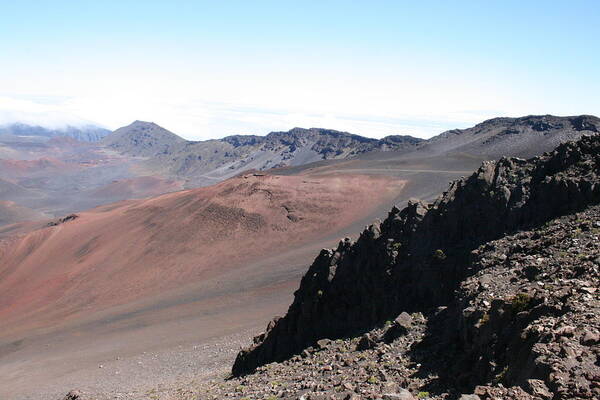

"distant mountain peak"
[101, 120, 186, 157]
[130, 120, 159, 127]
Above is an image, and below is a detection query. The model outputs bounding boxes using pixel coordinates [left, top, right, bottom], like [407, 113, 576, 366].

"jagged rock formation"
[0, 122, 110, 142]
[427, 205, 600, 398]
[194, 204, 599, 399]
[232, 133, 600, 393]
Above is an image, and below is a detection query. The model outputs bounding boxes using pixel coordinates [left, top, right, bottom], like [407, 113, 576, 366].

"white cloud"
[0, 51, 520, 140]
[0, 93, 505, 140]
[0, 96, 102, 129]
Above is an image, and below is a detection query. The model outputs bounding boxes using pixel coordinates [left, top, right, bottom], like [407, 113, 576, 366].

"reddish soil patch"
[0, 172, 404, 337]
[0, 157, 75, 181]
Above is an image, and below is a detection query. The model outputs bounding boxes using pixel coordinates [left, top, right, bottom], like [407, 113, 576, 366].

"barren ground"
[0, 153, 473, 400]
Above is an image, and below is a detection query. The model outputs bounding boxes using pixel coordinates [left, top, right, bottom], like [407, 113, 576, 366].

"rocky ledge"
[229, 134, 600, 399]
[193, 204, 600, 400]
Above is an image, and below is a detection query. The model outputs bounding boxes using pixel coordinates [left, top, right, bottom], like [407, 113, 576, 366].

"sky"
[0, 1, 598, 140]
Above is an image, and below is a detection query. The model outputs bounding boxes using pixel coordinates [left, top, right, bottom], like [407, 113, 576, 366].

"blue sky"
[0, 1, 598, 139]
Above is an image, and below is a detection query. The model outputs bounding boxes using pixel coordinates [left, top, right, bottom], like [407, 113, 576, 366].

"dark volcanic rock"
[426, 206, 600, 398]
[46, 214, 79, 227]
[570, 115, 599, 132]
[62, 390, 84, 400]
[233, 134, 600, 377]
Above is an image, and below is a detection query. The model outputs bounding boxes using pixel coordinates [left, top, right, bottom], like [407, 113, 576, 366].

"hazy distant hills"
[102, 121, 425, 185]
[0, 122, 111, 142]
[0, 114, 598, 228]
[101, 115, 600, 186]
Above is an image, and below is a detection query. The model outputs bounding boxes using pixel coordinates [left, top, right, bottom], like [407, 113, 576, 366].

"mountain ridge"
[99, 115, 599, 187]
[420, 114, 600, 158]
[100, 121, 426, 186]
[1, 114, 596, 229]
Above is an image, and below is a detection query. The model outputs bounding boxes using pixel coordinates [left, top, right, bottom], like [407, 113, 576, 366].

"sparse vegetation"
[479, 311, 490, 325]
[433, 249, 447, 261]
[510, 293, 532, 314]
[493, 366, 509, 385]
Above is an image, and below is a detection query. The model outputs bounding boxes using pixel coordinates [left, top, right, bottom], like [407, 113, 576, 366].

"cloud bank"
[0, 96, 103, 130]
[0, 94, 499, 140]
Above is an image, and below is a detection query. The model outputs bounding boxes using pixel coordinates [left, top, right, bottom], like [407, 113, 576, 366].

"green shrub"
[511, 293, 532, 313]
[492, 366, 509, 385]
[433, 249, 447, 261]
[479, 312, 490, 325]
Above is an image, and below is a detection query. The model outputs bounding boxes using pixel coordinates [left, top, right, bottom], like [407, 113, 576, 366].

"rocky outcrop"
[426, 206, 600, 398]
[46, 213, 78, 227]
[191, 204, 599, 399]
[233, 134, 600, 376]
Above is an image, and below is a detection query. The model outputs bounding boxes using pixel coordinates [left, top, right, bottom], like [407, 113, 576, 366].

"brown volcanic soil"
[0, 171, 410, 400]
[6, 125, 570, 399]
[0, 157, 73, 178]
[0, 155, 479, 400]
[0, 173, 403, 337]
